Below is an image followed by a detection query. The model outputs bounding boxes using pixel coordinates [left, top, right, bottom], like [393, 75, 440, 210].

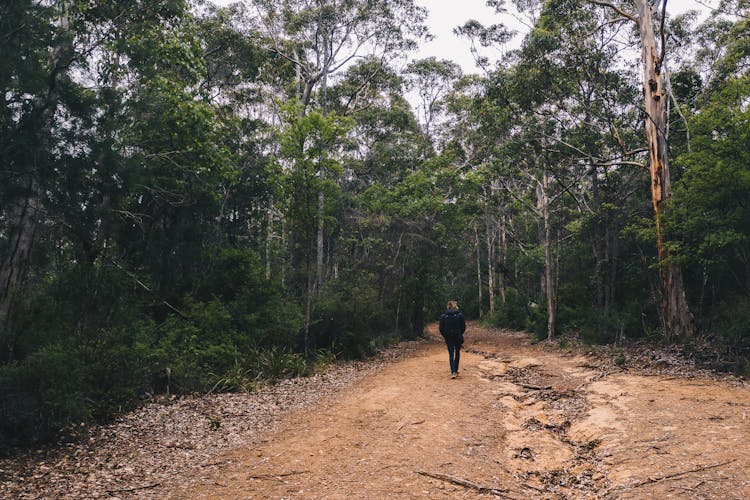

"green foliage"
[258, 347, 308, 380]
[0, 323, 154, 445]
[4, 0, 750, 450]
[487, 288, 529, 331]
[0, 344, 89, 443]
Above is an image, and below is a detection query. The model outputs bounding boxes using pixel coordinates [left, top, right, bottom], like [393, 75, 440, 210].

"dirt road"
[174, 323, 750, 499]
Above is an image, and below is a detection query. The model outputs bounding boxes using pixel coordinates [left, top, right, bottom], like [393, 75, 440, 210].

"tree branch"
[659, 0, 668, 68]
[587, 0, 637, 23]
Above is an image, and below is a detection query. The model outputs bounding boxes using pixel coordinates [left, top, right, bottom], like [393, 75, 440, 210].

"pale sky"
[414, 0, 715, 75]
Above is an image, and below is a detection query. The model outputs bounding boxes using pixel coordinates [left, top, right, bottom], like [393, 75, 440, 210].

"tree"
[276, 103, 352, 356]
[670, 7, 750, 344]
[588, 0, 694, 338]
[404, 57, 462, 148]
[0, 0, 202, 343]
[245, 0, 429, 299]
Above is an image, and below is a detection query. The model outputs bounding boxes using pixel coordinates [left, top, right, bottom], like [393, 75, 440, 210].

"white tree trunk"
[537, 172, 555, 340]
[498, 217, 507, 304]
[475, 224, 483, 319]
[485, 219, 496, 316]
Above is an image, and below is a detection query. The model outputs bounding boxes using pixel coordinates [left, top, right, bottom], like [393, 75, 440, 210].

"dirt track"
[173, 323, 750, 499]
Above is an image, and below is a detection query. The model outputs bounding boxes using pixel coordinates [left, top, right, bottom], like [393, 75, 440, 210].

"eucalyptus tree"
[326, 58, 434, 337]
[245, 0, 429, 111]
[276, 104, 352, 356]
[446, 0, 650, 339]
[529, 0, 650, 339]
[243, 0, 429, 304]
[404, 57, 462, 150]
[0, 0, 78, 337]
[586, 0, 695, 338]
[441, 74, 513, 318]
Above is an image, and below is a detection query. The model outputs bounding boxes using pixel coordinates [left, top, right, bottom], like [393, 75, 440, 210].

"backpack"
[440, 311, 464, 345]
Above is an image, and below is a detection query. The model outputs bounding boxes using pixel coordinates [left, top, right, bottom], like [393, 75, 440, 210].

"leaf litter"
[0, 340, 423, 499]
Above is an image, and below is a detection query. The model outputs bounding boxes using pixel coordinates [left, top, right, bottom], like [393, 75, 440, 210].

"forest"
[1, 0, 748, 446]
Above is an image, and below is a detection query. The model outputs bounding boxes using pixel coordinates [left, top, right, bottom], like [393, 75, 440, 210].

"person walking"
[439, 300, 466, 379]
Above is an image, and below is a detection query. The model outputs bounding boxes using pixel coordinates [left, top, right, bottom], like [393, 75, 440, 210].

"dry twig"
[248, 470, 308, 480]
[628, 460, 736, 489]
[416, 470, 515, 498]
[396, 419, 425, 431]
[105, 482, 160, 494]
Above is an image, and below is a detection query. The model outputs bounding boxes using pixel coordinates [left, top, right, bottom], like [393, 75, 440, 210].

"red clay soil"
[4, 322, 750, 499]
[171, 323, 750, 499]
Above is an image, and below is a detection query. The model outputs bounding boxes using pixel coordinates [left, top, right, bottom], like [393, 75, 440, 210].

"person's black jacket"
[439, 309, 466, 345]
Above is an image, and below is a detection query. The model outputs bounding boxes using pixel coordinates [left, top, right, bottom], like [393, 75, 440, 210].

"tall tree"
[588, 0, 694, 337]
[404, 57, 462, 148]
[245, 0, 428, 299]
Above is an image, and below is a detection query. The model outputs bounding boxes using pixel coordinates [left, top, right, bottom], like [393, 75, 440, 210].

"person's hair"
[447, 300, 459, 310]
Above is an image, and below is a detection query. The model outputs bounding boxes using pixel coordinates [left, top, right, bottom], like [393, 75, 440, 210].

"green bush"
[0, 343, 89, 444]
[311, 273, 392, 358]
[208, 358, 259, 393]
[258, 346, 307, 380]
[487, 288, 531, 331]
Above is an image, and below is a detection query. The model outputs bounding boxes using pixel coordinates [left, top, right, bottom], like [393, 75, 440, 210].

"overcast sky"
[413, 0, 715, 75]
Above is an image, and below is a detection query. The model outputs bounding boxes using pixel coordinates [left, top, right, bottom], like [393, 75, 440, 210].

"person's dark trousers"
[447, 342, 461, 374]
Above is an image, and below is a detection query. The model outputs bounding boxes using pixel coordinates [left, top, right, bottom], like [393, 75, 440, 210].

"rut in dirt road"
[176, 323, 750, 499]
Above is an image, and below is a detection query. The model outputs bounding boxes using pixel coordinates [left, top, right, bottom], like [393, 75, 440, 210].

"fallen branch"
[201, 460, 229, 467]
[106, 483, 160, 494]
[248, 470, 308, 480]
[520, 383, 552, 391]
[416, 471, 514, 498]
[629, 460, 736, 489]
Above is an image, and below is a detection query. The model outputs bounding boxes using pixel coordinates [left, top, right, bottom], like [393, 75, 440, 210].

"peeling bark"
[634, 0, 694, 338]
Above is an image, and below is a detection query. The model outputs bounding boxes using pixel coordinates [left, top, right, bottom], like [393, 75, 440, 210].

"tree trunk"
[1, 176, 39, 360]
[485, 219, 496, 316]
[537, 172, 555, 340]
[591, 167, 608, 334]
[266, 207, 273, 280]
[605, 221, 619, 315]
[498, 217, 507, 303]
[293, 47, 302, 101]
[395, 259, 405, 334]
[316, 189, 325, 295]
[474, 224, 483, 319]
[1, 1, 73, 347]
[634, 0, 694, 338]
[304, 248, 313, 358]
[411, 292, 424, 338]
[314, 34, 333, 297]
